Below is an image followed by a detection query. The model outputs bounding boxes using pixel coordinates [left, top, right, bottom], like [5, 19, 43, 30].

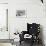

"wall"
[9, 0, 46, 45]
[0, 4, 9, 39]
[0, 0, 13, 46]
[9, 0, 42, 32]
[0, 0, 8, 3]
[43, 1, 46, 45]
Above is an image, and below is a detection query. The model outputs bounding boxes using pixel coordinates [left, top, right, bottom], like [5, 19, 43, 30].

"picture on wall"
[16, 10, 26, 18]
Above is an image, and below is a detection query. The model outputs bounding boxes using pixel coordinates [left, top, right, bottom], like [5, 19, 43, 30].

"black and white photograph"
[16, 10, 26, 18]
[0, 0, 46, 46]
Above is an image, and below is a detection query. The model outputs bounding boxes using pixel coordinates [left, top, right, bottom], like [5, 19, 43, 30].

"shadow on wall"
[40, 25, 45, 46]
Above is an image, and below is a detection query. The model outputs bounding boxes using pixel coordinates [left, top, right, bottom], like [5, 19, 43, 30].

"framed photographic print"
[16, 10, 27, 18]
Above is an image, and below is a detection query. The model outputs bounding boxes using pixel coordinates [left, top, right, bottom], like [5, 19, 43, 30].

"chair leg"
[20, 41, 21, 45]
[30, 39, 34, 46]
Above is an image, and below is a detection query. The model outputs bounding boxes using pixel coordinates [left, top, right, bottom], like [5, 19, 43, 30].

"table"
[13, 34, 20, 46]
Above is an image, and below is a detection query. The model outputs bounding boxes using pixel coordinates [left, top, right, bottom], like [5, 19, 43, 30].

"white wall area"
[0, 4, 9, 39]
[0, 0, 8, 3]
[9, 1, 46, 46]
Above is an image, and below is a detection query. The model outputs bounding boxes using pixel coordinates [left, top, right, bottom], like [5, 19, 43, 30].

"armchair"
[19, 23, 41, 46]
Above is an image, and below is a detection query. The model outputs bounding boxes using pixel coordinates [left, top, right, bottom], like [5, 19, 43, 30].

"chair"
[19, 23, 40, 46]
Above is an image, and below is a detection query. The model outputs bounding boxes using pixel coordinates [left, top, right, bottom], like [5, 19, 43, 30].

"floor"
[19, 41, 43, 46]
[0, 42, 43, 46]
[0, 43, 12, 46]
[0, 39, 43, 46]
